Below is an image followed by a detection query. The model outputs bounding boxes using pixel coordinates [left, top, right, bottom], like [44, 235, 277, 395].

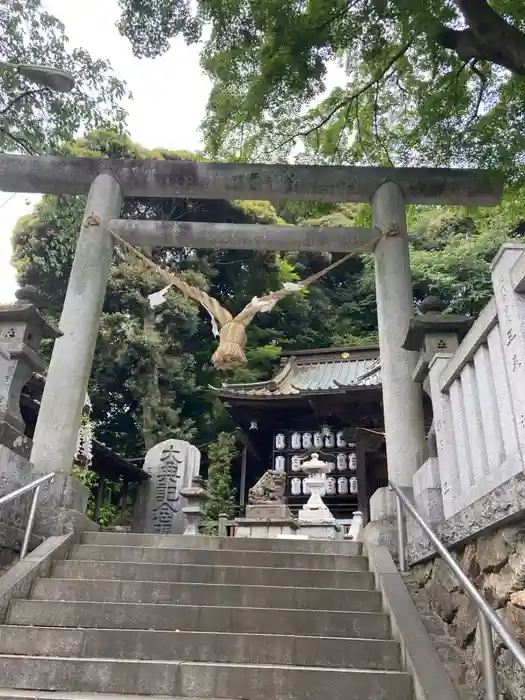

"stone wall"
[410, 522, 525, 700]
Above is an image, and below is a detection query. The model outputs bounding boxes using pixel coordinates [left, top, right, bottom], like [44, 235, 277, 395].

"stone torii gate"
[0, 156, 503, 530]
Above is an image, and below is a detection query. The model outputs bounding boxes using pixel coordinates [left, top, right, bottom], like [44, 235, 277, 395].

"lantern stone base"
[297, 518, 343, 540]
[233, 517, 299, 538]
[234, 505, 299, 538]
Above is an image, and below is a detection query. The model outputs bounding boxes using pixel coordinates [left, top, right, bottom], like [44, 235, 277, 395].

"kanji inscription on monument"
[150, 444, 181, 533]
[131, 438, 201, 534]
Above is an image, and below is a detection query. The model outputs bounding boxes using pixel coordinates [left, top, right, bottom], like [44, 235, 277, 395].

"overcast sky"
[0, 0, 212, 302]
[0, 0, 346, 303]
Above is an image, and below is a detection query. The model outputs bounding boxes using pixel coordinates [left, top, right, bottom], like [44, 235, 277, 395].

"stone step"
[83, 532, 362, 555]
[7, 600, 391, 639]
[52, 560, 375, 589]
[31, 578, 382, 612]
[0, 656, 412, 700]
[0, 691, 222, 700]
[0, 626, 401, 670]
[68, 544, 368, 571]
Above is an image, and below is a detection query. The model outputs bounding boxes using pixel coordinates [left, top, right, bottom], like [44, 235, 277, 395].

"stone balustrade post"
[403, 296, 472, 525]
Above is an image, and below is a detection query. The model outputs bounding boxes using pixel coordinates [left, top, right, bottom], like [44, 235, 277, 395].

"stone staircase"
[0, 532, 413, 700]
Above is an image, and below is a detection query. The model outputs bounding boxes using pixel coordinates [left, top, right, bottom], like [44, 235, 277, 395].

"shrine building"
[213, 345, 431, 530]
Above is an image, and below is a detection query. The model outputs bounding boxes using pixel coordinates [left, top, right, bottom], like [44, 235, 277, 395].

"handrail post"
[394, 489, 407, 572]
[20, 484, 41, 560]
[478, 610, 499, 700]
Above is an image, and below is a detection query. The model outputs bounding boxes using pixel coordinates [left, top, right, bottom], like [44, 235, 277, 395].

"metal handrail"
[0, 472, 55, 559]
[390, 480, 525, 700]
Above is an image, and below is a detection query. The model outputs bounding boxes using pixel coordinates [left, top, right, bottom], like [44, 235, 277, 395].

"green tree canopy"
[0, 0, 127, 154]
[116, 1, 525, 179]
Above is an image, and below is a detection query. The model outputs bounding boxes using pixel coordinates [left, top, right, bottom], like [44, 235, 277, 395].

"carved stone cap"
[403, 296, 473, 351]
[0, 286, 61, 339]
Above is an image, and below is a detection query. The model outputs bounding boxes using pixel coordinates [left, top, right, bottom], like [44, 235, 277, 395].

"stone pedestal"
[132, 439, 201, 535]
[346, 510, 364, 542]
[363, 487, 398, 551]
[234, 504, 299, 538]
[0, 445, 32, 528]
[298, 519, 343, 540]
[34, 471, 98, 538]
[413, 457, 444, 524]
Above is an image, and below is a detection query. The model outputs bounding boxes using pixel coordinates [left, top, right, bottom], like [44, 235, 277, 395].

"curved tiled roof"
[212, 347, 381, 398]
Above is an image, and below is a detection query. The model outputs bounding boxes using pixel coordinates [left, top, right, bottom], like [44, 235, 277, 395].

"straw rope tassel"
[105, 223, 363, 370]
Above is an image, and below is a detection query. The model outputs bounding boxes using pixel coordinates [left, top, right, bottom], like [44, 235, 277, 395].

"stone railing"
[408, 243, 525, 545]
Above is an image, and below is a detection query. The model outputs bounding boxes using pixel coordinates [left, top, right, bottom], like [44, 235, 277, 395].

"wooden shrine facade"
[213, 345, 391, 525]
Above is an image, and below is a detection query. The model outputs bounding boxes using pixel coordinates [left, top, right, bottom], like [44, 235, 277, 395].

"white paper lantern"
[313, 432, 324, 448]
[337, 476, 348, 495]
[291, 455, 302, 472]
[336, 431, 346, 447]
[291, 477, 302, 496]
[275, 433, 285, 450]
[324, 431, 335, 448]
[291, 432, 302, 449]
[302, 479, 311, 495]
[348, 452, 357, 471]
[275, 455, 285, 472]
[336, 453, 347, 471]
[302, 432, 312, 448]
[350, 476, 358, 494]
[326, 477, 337, 495]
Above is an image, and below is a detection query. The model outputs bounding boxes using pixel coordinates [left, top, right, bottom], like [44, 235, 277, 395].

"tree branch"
[373, 82, 394, 166]
[465, 60, 486, 129]
[438, 0, 525, 75]
[355, 96, 372, 165]
[274, 39, 413, 151]
[0, 127, 39, 155]
[0, 88, 49, 116]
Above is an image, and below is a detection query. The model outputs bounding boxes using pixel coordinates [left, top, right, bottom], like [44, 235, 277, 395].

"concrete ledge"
[365, 543, 460, 700]
[0, 533, 72, 622]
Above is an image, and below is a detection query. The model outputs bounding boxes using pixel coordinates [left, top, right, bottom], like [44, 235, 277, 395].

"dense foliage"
[11, 129, 525, 463]
[0, 0, 127, 154]
[202, 431, 238, 530]
[117, 0, 525, 180]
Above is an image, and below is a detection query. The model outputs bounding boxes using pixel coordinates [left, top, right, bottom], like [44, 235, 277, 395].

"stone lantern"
[180, 475, 206, 536]
[403, 295, 472, 395]
[0, 286, 60, 459]
[297, 453, 342, 540]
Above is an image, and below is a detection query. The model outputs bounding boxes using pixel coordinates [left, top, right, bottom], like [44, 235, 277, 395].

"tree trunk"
[437, 0, 525, 76]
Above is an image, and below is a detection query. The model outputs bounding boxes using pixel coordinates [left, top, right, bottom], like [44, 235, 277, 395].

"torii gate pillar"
[29, 174, 122, 534]
[372, 182, 426, 489]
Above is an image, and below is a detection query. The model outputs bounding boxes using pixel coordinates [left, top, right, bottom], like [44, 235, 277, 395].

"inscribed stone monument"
[132, 439, 201, 534]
